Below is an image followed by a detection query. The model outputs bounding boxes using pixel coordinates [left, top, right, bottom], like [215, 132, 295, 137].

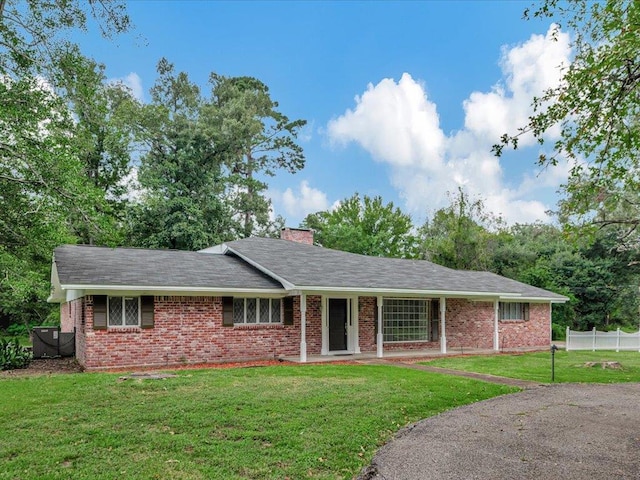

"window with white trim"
[383, 299, 429, 342]
[499, 302, 529, 321]
[233, 298, 282, 324]
[108, 296, 140, 327]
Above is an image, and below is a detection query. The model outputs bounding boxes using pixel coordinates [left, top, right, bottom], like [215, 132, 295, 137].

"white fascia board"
[501, 296, 569, 303]
[224, 247, 297, 290]
[292, 286, 566, 302]
[294, 286, 523, 299]
[497, 295, 569, 303]
[60, 285, 287, 296]
[47, 292, 65, 303]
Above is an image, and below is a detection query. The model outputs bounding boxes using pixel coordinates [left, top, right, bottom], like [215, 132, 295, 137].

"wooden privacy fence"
[566, 327, 640, 352]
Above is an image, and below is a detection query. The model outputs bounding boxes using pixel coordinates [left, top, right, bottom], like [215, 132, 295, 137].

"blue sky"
[77, 1, 572, 227]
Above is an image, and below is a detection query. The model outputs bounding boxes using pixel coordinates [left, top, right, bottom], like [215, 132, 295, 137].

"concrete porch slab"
[282, 345, 551, 364]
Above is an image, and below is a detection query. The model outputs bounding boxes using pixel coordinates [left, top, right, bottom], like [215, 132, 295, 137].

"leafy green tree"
[302, 194, 419, 258]
[492, 223, 640, 331]
[0, 0, 131, 332]
[419, 188, 503, 270]
[55, 47, 140, 244]
[127, 59, 233, 250]
[0, 76, 96, 332]
[0, 0, 130, 77]
[209, 75, 306, 238]
[494, 0, 640, 231]
[491, 223, 576, 329]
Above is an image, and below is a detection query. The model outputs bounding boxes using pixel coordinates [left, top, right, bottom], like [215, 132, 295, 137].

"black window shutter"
[93, 295, 107, 330]
[141, 296, 155, 329]
[283, 297, 294, 325]
[222, 297, 234, 327]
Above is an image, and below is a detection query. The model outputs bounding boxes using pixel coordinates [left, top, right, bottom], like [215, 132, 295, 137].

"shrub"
[5, 323, 29, 337]
[0, 338, 32, 370]
[551, 323, 566, 341]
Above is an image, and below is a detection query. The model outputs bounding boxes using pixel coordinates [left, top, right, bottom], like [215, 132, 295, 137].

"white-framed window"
[233, 298, 282, 324]
[499, 302, 529, 321]
[108, 296, 140, 327]
[383, 298, 429, 342]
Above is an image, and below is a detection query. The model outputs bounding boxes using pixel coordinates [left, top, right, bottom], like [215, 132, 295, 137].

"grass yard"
[0, 364, 514, 480]
[425, 350, 640, 383]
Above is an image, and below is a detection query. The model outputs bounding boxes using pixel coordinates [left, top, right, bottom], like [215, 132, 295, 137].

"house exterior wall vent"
[280, 227, 314, 245]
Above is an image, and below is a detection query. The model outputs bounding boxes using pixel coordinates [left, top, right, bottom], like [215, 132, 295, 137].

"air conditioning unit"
[32, 327, 75, 359]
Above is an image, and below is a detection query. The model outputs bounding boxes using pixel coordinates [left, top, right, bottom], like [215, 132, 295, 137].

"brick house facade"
[59, 294, 552, 370]
[51, 228, 565, 370]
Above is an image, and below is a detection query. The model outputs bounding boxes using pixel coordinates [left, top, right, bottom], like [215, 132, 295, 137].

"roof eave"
[59, 285, 287, 295]
[292, 285, 543, 299]
[47, 255, 65, 303]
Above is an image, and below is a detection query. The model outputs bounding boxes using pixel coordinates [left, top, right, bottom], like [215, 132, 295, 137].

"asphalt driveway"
[360, 383, 640, 480]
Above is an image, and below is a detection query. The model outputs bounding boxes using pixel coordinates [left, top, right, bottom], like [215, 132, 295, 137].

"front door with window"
[328, 298, 348, 351]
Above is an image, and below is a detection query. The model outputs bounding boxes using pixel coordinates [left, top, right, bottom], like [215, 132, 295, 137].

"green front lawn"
[0, 365, 514, 480]
[425, 350, 640, 383]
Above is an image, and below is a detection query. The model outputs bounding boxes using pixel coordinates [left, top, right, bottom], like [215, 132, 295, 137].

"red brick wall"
[445, 299, 495, 349]
[65, 294, 551, 369]
[60, 298, 85, 363]
[78, 295, 308, 370]
[301, 295, 322, 354]
[498, 303, 551, 348]
[356, 298, 551, 352]
[280, 228, 314, 244]
[358, 297, 377, 352]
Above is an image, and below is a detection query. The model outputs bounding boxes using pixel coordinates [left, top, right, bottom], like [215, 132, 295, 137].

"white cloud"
[326, 25, 572, 225]
[463, 24, 569, 146]
[271, 180, 331, 219]
[328, 73, 445, 169]
[108, 72, 144, 102]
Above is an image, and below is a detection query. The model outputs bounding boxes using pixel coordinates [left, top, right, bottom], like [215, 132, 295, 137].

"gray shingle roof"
[52, 238, 568, 301]
[225, 237, 567, 300]
[54, 245, 284, 289]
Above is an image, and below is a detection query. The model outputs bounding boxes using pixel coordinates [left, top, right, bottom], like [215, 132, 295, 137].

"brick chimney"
[280, 227, 314, 245]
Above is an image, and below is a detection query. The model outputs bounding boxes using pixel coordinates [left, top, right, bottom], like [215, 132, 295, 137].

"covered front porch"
[294, 293, 505, 363]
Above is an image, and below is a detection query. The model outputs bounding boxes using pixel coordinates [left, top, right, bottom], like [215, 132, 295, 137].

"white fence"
[566, 327, 640, 352]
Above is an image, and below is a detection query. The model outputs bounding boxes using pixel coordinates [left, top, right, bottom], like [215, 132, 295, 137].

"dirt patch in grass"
[0, 357, 83, 377]
[1, 357, 309, 377]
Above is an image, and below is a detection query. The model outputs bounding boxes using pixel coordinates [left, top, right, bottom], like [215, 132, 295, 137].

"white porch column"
[300, 294, 307, 363]
[376, 296, 384, 358]
[440, 297, 447, 354]
[493, 300, 500, 351]
[353, 297, 361, 353]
